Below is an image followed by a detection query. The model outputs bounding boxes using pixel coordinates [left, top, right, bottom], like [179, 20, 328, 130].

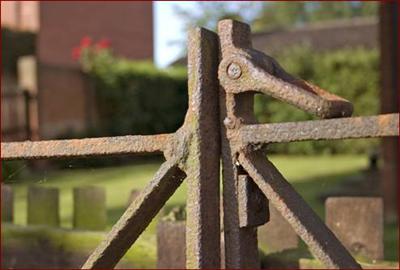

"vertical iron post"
[185, 27, 221, 268]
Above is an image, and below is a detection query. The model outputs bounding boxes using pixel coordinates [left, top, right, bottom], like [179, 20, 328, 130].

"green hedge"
[254, 46, 379, 154]
[87, 55, 187, 136]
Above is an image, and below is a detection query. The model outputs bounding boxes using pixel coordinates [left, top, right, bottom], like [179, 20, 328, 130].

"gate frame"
[1, 19, 399, 269]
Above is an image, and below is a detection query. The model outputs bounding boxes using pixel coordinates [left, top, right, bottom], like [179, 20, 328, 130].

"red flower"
[71, 46, 81, 60]
[96, 38, 111, 50]
[80, 36, 92, 48]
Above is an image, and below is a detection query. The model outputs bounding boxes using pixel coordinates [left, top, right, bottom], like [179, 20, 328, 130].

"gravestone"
[157, 220, 186, 269]
[1, 185, 14, 222]
[73, 186, 106, 231]
[126, 189, 140, 207]
[258, 205, 299, 253]
[27, 186, 59, 227]
[325, 197, 384, 260]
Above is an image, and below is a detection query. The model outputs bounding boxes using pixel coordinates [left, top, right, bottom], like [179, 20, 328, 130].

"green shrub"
[254, 45, 379, 154]
[84, 50, 187, 136]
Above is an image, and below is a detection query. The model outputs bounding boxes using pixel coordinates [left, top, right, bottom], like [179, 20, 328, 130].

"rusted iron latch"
[219, 23, 353, 119]
[218, 20, 363, 269]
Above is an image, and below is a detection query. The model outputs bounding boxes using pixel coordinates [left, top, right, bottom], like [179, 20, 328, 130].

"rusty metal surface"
[184, 27, 221, 268]
[237, 175, 269, 228]
[218, 19, 371, 269]
[218, 24, 353, 119]
[82, 160, 186, 269]
[1, 134, 173, 160]
[218, 20, 265, 269]
[238, 151, 361, 269]
[240, 113, 399, 145]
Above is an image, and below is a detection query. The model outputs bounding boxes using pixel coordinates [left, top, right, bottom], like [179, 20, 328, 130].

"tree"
[252, 1, 378, 32]
[252, 2, 308, 31]
[173, 2, 261, 32]
[171, 2, 261, 56]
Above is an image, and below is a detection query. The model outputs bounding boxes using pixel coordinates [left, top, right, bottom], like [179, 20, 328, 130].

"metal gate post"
[184, 27, 221, 268]
[218, 20, 268, 269]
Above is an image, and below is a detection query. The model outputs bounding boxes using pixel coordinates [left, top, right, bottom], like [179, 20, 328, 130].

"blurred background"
[1, 1, 398, 269]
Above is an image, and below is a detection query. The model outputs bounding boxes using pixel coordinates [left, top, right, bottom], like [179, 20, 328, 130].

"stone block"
[157, 220, 186, 269]
[325, 197, 384, 260]
[73, 186, 106, 231]
[258, 205, 298, 254]
[1, 185, 13, 222]
[126, 189, 140, 207]
[27, 186, 59, 227]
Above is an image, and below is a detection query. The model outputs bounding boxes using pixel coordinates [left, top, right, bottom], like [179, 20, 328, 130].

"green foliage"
[172, 2, 378, 36]
[255, 46, 380, 154]
[1, 28, 36, 74]
[252, 1, 378, 32]
[252, 2, 308, 31]
[173, 2, 260, 32]
[83, 51, 188, 136]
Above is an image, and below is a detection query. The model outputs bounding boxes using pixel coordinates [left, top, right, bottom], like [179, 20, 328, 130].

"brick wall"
[37, 2, 153, 139]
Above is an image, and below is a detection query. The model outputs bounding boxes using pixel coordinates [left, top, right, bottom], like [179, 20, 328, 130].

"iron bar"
[82, 160, 186, 269]
[238, 151, 361, 269]
[218, 20, 264, 269]
[240, 113, 399, 145]
[1, 134, 173, 160]
[185, 27, 221, 268]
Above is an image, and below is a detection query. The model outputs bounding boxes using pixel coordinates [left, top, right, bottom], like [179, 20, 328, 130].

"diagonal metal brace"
[239, 150, 361, 269]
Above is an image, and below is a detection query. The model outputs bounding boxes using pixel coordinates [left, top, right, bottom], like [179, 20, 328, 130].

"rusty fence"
[1, 20, 399, 269]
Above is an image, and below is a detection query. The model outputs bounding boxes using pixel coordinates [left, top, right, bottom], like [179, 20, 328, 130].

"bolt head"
[227, 63, 242, 79]
[223, 117, 235, 129]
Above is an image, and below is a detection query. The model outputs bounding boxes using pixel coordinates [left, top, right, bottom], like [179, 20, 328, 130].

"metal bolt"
[227, 63, 242, 79]
[223, 117, 235, 129]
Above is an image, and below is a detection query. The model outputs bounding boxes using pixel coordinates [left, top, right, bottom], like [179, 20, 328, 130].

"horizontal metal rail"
[1, 134, 173, 160]
[82, 160, 186, 269]
[240, 113, 399, 145]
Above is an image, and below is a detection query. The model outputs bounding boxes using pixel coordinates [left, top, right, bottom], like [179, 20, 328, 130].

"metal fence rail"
[1, 134, 173, 160]
[240, 113, 399, 145]
[1, 19, 399, 270]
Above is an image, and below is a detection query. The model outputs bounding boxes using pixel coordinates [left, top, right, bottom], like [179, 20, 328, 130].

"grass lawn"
[3, 155, 398, 262]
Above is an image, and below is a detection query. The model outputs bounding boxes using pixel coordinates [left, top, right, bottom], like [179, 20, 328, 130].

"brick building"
[1, 1, 153, 140]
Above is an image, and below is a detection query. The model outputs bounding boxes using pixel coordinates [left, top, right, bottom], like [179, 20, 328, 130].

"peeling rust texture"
[218, 23, 353, 119]
[238, 151, 361, 269]
[241, 113, 399, 145]
[218, 20, 264, 269]
[237, 175, 269, 228]
[82, 160, 186, 269]
[1, 134, 173, 160]
[184, 27, 221, 269]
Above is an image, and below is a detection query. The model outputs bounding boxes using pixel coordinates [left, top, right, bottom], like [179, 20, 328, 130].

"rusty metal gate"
[1, 20, 399, 269]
